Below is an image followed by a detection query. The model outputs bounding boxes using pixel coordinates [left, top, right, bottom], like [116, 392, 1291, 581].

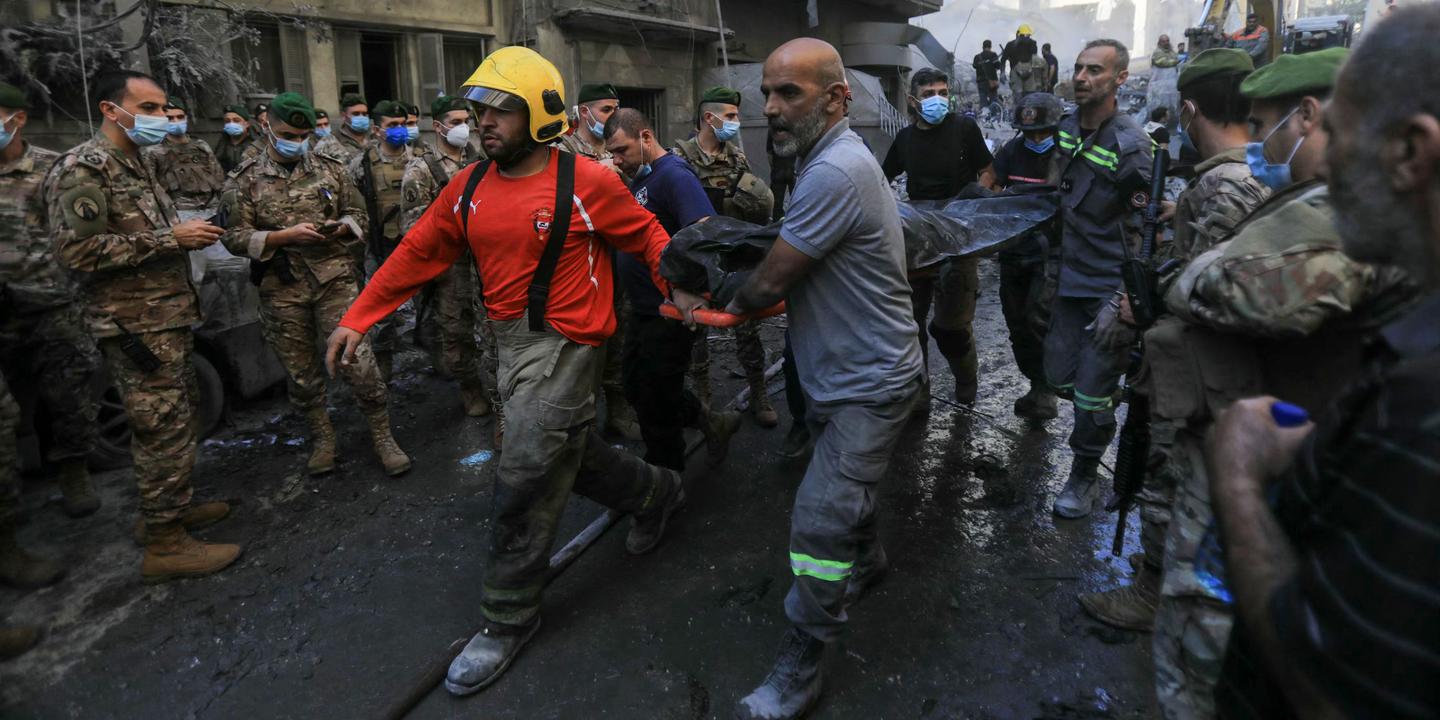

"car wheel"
[192, 353, 226, 439]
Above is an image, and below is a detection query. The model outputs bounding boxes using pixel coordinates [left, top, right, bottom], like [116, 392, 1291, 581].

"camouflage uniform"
[1149, 180, 1416, 720]
[215, 132, 261, 175]
[555, 131, 612, 164]
[222, 147, 386, 418]
[348, 143, 411, 373]
[144, 137, 225, 212]
[0, 372, 17, 523]
[671, 137, 775, 410]
[1, 142, 101, 470]
[315, 128, 369, 166]
[400, 144, 499, 418]
[48, 134, 203, 526]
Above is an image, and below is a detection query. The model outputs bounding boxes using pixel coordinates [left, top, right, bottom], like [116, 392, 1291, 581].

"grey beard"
[769, 103, 829, 159]
[1331, 160, 1432, 279]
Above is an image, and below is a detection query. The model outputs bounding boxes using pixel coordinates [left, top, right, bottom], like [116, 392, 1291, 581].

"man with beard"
[693, 38, 923, 720]
[327, 46, 687, 696]
[1207, 7, 1439, 716]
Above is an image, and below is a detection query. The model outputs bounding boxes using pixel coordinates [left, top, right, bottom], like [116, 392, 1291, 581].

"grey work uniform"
[778, 119, 925, 642]
[1043, 112, 1152, 458]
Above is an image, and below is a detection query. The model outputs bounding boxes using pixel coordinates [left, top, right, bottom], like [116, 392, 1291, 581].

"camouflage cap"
[0, 81, 30, 111]
[268, 92, 316, 129]
[164, 95, 188, 112]
[429, 94, 468, 118]
[371, 100, 407, 121]
[1178, 48, 1253, 90]
[700, 86, 742, 107]
[339, 93, 368, 110]
[224, 104, 250, 120]
[1241, 47, 1349, 100]
[577, 83, 619, 104]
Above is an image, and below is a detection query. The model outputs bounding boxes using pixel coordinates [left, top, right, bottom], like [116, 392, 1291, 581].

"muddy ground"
[1, 259, 1152, 719]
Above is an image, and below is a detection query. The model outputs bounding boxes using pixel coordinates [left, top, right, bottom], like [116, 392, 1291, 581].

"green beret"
[339, 93, 368, 110]
[164, 95, 187, 112]
[577, 83, 619, 104]
[430, 95, 468, 118]
[700, 86, 742, 107]
[1241, 47, 1349, 100]
[404, 103, 420, 116]
[372, 100, 407, 120]
[314, 108, 328, 120]
[224, 104, 250, 120]
[1177, 49, 1253, 90]
[267, 92, 316, 129]
[0, 82, 30, 111]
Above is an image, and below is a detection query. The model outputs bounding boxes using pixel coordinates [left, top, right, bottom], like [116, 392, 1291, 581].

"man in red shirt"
[325, 46, 689, 696]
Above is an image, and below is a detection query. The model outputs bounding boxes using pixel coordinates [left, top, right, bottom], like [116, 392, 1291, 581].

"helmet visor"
[463, 87, 527, 113]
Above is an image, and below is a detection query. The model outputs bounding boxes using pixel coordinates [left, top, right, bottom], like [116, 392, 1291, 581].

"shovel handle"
[658, 301, 785, 327]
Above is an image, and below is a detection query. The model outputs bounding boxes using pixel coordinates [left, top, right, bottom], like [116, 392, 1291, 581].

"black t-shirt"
[1044, 52, 1059, 84]
[973, 50, 1000, 82]
[993, 135, 1058, 261]
[881, 113, 994, 201]
[1002, 36, 1038, 69]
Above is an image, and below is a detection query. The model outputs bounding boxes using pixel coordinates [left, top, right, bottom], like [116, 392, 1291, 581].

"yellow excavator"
[1184, 0, 1282, 62]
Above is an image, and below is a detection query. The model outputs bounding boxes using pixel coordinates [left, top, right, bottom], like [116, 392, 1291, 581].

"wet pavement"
[1, 259, 1152, 719]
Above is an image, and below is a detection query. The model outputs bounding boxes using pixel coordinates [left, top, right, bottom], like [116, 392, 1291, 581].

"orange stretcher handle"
[658, 301, 786, 327]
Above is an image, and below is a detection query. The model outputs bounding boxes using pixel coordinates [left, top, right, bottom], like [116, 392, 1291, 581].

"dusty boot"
[0, 522, 65, 590]
[702, 410, 743, 467]
[365, 408, 413, 477]
[133, 501, 232, 545]
[305, 408, 336, 476]
[748, 375, 779, 428]
[843, 545, 889, 608]
[780, 422, 814, 461]
[445, 618, 541, 696]
[626, 469, 686, 555]
[1079, 564, 1161, 631]
[736, 627, 827, 720]
[460, 378, 492, 418]
[603, 387, 642, 441]
[1053, 456, 1102, 519]
[140, 521, 241, 585]
[1014, 385, 1059, 421]
[55, 459, 100, 518]
[0, 625, 42, 661]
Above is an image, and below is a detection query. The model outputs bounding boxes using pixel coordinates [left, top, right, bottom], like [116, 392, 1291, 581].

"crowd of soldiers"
[3, 4, 1439, 718]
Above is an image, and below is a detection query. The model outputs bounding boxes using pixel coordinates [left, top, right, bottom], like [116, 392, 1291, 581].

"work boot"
[780, 423, 814, 461]
[736, 627, 827, 720]
[133, 501, 232, 545]
[603, 387, 642, 441]
[365, 408, 413, 476]
[140, 521, 241, 585]
[460, 378, 492, 418]
[305, 407, 336, 476]
[0, 625, 42, 661]
[703, 410, 743, 467]
[843, 545, 889, 607]
[445, 618, 541, 696]
[1078, 565, 1160, 631]
[55, 459, 100, 518]
[749, 376, 779, 428]
[0, 522, 65, 589]
[626, 469, 686, 555]
[1053, 456, 1102, 519]
[1013, 386, 1059, 421]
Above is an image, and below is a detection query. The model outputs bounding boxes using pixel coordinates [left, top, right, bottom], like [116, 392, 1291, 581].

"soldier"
[144, 96, 225, 215]
[557, 83, 619, 169]
[1078, 49, 1271, 634]
[991, 92, 1064, 421]
[348, 100, 413, 380]
[1153, 49, 1413, 719]
[402, 102, 423, 152]
[1046, 39, 1153, 519]
[0, 81, 88, 604]
[215, 104, 260, 174]
[49, 70, 239, 583]
[672, 86, 779, 428]
[222, 92, 410, 478]
[400, 95, 496, 425]
[313, 108, 332, 141]
[315, 94, 371, 165]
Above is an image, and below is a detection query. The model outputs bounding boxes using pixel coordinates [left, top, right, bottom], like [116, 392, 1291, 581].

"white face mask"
[443, 122, 471, 148]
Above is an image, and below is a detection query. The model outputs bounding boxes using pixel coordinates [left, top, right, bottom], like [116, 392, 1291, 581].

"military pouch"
[1143, 318, 1206, 423]
[111, 320, 162, 374]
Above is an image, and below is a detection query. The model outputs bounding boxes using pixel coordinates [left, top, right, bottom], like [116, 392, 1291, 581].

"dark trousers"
[622, 313, 704, 471]
[1043, 296, 1129, 458]
[782, 331, 806, 426]
[998, 255, 1051, 386]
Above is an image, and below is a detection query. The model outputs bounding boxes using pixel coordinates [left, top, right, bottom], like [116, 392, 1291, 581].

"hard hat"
[462, 46, 569, 143]
[1017, 24, 1034, 36]
[1013, 92, 1064, 131]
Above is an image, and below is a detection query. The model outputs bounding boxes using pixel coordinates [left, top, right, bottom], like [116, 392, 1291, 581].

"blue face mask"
[405, 125, 420, 143]
[166, 121, 187, 136]
[1245, 106, 1305, 190]
[384, 125, 409, 147]
[314, 127, 332, 139]
[0, 113, 14, 151]
[112, 104, 169, 146]
[269, 128, 309, 160]
[349, 115, 371, 133]
[581, 106, 605, 138]
[629, 142, 652, 182]
[224, 122, 245, 137]
[710, 116, 741, 142]
[1024, 136, 1056, 154]
[916, 95, 950, 125]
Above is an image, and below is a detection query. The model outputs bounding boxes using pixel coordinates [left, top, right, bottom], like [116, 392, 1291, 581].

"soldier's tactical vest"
[365, 149, 409, 243]
[157, 144, 222, 209]
[672, 138, 774, 225]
